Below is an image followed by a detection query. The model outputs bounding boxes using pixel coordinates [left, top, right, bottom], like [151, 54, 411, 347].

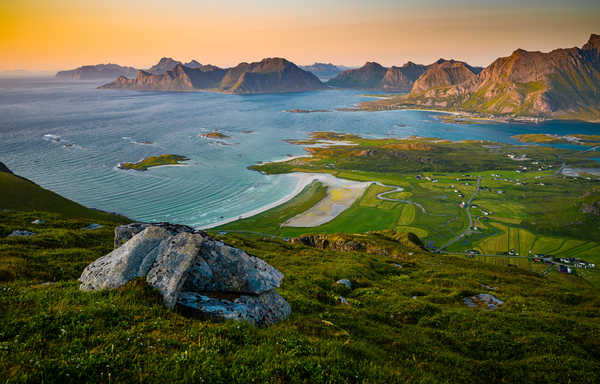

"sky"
[1, 0, 599, 71]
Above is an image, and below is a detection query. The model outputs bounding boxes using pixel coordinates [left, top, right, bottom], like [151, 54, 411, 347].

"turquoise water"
[1, 78, 599, 227]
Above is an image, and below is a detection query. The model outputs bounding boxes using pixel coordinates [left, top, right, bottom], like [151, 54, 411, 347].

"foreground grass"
[1, 210, 600, 383]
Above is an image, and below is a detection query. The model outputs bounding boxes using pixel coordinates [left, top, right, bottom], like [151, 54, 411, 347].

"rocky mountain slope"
[147, 57, 203, 74]
[410, 59, 480, 94]
[326, 62, 388, 89]
[101, 58, 326, 94]
[104, 64, 226, 91]
[396, 34, 600, 120]
[56, 64, 138, 80]
[327, 61, 428, 91]
[300, 63, 349, 79]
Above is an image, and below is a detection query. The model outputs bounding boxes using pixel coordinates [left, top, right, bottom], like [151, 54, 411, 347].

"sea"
[1, 77, 599, 227]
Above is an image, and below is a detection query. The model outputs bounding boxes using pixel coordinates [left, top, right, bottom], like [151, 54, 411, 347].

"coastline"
[199, 172, 322, 229]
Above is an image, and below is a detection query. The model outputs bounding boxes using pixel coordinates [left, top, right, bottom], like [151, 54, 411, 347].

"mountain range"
[327, 61, 430, 92]
[57, 33, 600, 119]
[365, 34, 600, 120]
[56, 64, 139, 80]
[101, 58, 326, 94]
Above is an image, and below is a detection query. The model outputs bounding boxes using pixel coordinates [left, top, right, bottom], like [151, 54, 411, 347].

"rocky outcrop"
[101, 58, 325, 94]
[147, 57, 183, 74]
[410, 59, 479, 94]
[80, 223, 290, 327]
[291, 231, 424, 258]
[102, 64, 227, 91]
[56, 64, 139, 80]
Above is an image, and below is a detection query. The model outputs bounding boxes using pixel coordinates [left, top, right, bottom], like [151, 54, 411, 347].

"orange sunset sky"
[2, 0, 599, 72]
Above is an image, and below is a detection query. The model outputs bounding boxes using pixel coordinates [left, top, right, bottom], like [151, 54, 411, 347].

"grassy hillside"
[2, 160, 599, 382]
[0, 170, 126, 222]
[2, 209, 600, 382]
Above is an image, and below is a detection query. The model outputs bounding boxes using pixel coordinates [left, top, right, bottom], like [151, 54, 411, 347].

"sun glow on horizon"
[2, 0, 599, 72]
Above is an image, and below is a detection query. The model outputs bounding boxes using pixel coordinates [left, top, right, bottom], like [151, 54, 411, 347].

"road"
[373, 182, 427, 214]
[436, 176, 481, 252]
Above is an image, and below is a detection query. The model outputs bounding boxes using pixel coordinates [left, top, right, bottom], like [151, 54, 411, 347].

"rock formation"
[147, 57, 184, 74]
[401, 34, 600, 119]
[79, 223, 291, 327]
[327, 61, 428, 91]
[56, 64, 139, 80]
[101, 58, 325, 94]
[103, 64, 226, 91]
[410, 59, 479, 94]
[382, 62, 428, 92]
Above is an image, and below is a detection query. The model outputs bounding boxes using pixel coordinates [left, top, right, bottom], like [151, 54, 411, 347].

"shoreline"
[199, 172, 323, 229]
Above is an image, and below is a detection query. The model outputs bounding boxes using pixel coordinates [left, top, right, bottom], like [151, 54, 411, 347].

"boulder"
[80, 223, 290, 326]
[336, 279, 352, 289]
[8, 230, 36, 237]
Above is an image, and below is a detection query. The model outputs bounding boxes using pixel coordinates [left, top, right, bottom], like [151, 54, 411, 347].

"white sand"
[282, 173, 371, 227]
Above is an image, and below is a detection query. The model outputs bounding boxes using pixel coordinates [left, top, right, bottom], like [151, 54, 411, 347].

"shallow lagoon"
[1, 78, 599, 227]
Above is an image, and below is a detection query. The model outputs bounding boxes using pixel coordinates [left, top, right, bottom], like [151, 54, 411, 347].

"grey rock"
[82, 223, 103, 230]
[114, 222, 195, 248]
[184, 238, 283, 295]
[336, 279, 352, 289]
[79, 226, 170, 290]
[337, 296, 349, 305]
[463, 293, 504, 310]
[177, 289, 291, 327]
[80, 223, 290, 326]
[146, 232, 205, 308]
[8, 230, 36, 237]
[31, 219, 45, 225]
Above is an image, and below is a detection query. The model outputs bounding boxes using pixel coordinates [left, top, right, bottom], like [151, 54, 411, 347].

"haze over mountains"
[377, 34, 600, 120]
[55, 33, 600, 119]
[56, 64, 139, 80]
[101, 58, 326, 94]
[299, 63, 352, 80]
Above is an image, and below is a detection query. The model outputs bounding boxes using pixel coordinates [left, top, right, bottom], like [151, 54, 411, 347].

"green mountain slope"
[0, 162, 126, 221]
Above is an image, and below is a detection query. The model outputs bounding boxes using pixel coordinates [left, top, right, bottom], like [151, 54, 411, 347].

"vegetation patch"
[118, 154, 189, 171]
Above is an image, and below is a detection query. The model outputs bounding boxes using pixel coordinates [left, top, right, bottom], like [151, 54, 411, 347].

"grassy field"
[2, 209, 600, 383]
[2, 161, 600, 382]
[237, 133, 600, 265]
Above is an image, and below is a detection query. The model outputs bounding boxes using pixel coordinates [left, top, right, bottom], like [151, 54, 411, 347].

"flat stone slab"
[8, 230, 36, 237]
[176, 290, 291, 327]
[464, 293, 504, 310]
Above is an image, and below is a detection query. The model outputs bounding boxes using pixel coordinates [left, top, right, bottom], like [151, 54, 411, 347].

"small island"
[118, 154, 189, 171]
[285, 109, 330, 113]
[202, 131, 230, 139]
